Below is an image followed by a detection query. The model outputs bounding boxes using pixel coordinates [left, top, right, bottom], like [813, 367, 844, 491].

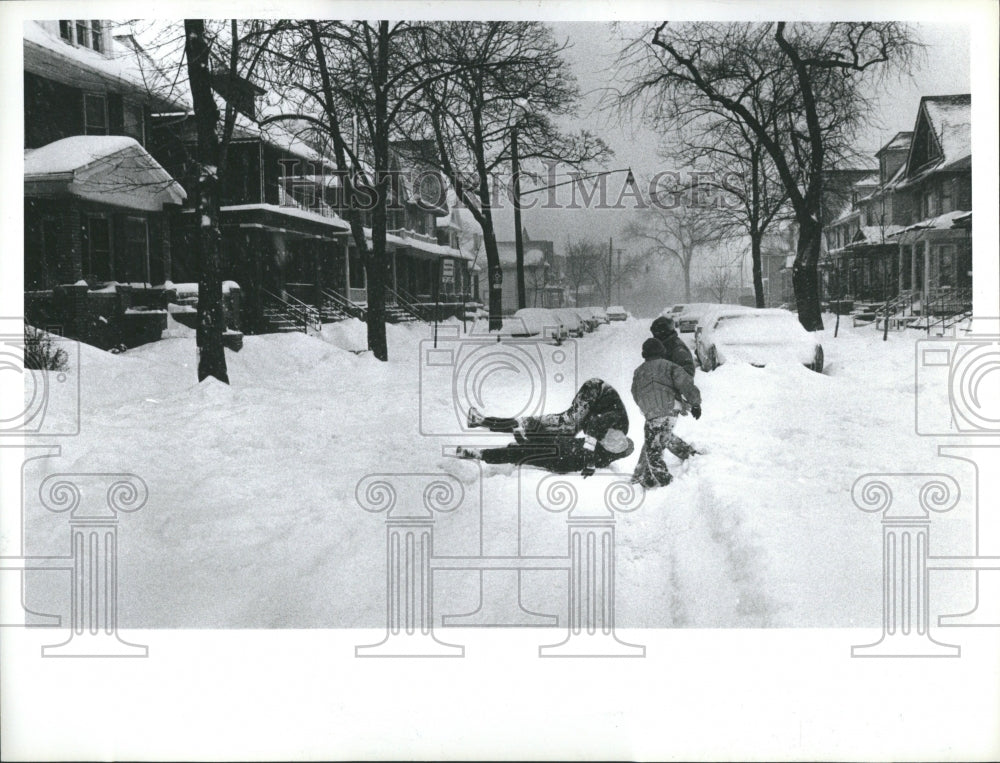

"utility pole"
[617, 249, 622, 304]
[512, 120, 526, 310]
[607, 236, 613, 307]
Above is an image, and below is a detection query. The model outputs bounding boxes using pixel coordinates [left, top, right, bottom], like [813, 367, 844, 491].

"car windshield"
[714, 314, 807, 342]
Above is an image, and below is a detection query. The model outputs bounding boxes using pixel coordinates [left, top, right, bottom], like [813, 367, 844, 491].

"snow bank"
[21, 317, 977, 630]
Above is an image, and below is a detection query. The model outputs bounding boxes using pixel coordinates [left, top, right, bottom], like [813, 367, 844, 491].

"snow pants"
[632, 413, 697, 488]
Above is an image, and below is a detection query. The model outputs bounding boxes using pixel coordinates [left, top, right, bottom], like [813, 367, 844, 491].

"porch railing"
[261, 288, 322, 333]
[922, 287, 973, 334]
[320, 288, 367, 321]
[386, 286, 433, 322]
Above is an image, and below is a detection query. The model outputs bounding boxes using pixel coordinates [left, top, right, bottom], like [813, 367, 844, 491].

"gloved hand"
[581, 464, 595, 479]
[691, 405, 702, 420]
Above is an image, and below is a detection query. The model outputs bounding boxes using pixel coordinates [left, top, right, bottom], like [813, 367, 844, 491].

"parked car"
[661, 304, 687, 321]
[694, 307, 823, 373]
[470, 308, 565, 340]
[606, 305, 629, 321]
[673, 303, 720, 333]
[510, 308, 567, 341]
[553, 308, 586, 337]
[569, 307, 599, 332]
[583, 306, 610, 325]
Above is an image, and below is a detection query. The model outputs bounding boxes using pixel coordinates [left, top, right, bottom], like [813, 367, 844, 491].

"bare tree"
[665, 112, 791, 308]
[125, 19, 278, 383]
[408, 21, 610, 329]
[247, 21, 460, 360]
[695, 248, 746, 303]
[184, 19, 228, 384]
[625, 195, 725, 302]
[617, 21, 919, 329]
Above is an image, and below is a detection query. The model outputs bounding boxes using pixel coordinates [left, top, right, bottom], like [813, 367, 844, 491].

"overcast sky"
[493, 21, 972, 254]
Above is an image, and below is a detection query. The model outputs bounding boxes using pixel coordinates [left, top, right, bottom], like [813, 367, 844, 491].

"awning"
[25, 136, 186, 212]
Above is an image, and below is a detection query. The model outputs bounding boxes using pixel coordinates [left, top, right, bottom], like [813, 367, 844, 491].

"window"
[64, 20, 105, 52]
[83, 215, 112, 282]
[90, 21, 104, 53]
[122, 100, 145, 144]
[123, 217, 149, 284]
[83, 92, 108, 135]
[349, 249, 365, 289]
[937, 245, 956, 288]
[941, 180, 954, 214]
[923, 188, 938, 219]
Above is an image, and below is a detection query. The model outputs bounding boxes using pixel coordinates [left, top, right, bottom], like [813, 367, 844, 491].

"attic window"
[62, 20, 105, 53]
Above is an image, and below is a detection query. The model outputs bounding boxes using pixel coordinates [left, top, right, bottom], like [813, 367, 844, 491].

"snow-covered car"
[566, 307, 598, 332]
[508, 308, 567, 340]
[661, 303, 687, 320]
[582, 306, 610, 325]
[674, 302, 721, 333]
[694, 307, 824, 373]
[606, 305, 629, 321]
[552, 308, 586, 337]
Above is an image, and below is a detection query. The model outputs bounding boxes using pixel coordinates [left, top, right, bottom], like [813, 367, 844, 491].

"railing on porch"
[261, 288, 322, 334]
[320, 288, 367, 322]
[920, 287, 973, 334]
[386, 286, 432, 323]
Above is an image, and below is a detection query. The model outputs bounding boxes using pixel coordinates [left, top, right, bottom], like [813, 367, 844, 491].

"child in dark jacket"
[650, 316, 696, 378]
[460, 378, 633, 476]
[631, 338, 702, 488]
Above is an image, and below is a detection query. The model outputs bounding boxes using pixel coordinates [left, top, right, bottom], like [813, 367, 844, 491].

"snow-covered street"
[19, 315, 978, 631]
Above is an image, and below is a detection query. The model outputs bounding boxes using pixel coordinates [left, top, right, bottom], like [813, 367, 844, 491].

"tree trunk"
[184, 19, 229, 385]
[365, 21, 391, 362]
[480, 224, 504, 331]
[512, 125, 526, 310]
[683, 261, 691, 302]
[750, 232, 765, 308]
[792, 214, 825, 331]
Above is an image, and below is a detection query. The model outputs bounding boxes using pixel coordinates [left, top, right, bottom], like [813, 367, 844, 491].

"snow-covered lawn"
[22, 314, 976, 629]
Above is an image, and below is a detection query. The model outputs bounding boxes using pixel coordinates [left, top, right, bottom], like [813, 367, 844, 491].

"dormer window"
[61, 20, 105, 54]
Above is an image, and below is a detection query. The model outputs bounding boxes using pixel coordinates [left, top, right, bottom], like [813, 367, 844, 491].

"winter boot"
[467, 407, 485, 429]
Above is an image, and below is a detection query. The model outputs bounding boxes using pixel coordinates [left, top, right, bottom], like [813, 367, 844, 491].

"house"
[495, 229, 563, 313]
[23, 20, 189, 348]
[822, 95, 971, 320]
[890, 95, 972, 315]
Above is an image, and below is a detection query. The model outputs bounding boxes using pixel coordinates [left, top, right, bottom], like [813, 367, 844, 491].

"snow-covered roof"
[496, 241, 546, 267]
[890, 209, 971, 236]
[386, 230, 471, 261]
[24, 21, 186, 113]
[220, 203, 350, 233]
[24, 135, 138, 176]
[24, 135, 186, 211]
[852, 172, 879, 188]
[876, 131, 913, 156]
[923, 95, 971, 169]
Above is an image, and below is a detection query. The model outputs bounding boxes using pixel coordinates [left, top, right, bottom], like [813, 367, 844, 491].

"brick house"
[23, 20, 189, 348]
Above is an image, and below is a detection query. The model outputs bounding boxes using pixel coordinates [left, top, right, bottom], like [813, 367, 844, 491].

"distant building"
[495, 229, 563, 313]
[824, 95, 971, 319]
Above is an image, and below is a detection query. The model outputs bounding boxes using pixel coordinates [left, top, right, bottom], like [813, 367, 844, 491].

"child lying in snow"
[457, 378, 634, 477]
